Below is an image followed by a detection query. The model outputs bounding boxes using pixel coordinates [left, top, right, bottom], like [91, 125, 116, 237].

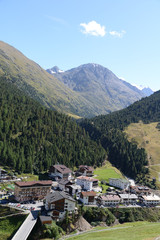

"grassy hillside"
[94, 162, 124, 192]
[66, 222, 160, 240]
[94, 161, 124, 182]
[0, 41, 99, 118]
[124, 121, 160, 186]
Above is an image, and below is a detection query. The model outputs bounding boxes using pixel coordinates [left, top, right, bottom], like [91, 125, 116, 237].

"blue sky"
[0, 0, 160, 91]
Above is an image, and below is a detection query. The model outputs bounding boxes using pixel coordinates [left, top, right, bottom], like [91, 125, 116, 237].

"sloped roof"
[142, 194, 160, 201]
[77, 176, 98, 182]
[101, 195, 120, 201]
[119, 194, 138, 199]
[46, 191, 76, 203]
[53, 165, 72, 174]
[39, 215, 52, 222]
[15, 180, 52, 187]
[79, 165, 94, 171]
[58, 179, 72, 186]
[81, 191, 97, 197]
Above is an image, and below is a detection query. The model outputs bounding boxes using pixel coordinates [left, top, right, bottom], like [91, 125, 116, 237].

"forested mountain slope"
[0, 76, 106, 174]
[80, 91, 160, 187]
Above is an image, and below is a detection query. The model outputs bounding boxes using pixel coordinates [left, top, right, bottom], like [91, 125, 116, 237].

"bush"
[42, 221, 64, 240]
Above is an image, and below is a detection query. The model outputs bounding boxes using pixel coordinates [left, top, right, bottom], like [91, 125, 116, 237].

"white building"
[109, 178, 130, 190]
[79, 191, 97, 205]
[76, 176, 98, 191]
[67, 184, 82, 196]
[99, 195, 120, 206]
[119, 194, 138, 205]
[141, 194, 160, 206]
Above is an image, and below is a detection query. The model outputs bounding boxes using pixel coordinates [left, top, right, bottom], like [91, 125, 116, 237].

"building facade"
[119, 194, 138, 204]
[98, 195, 120, 206]
[45, 191, 76, 219]
[76, 176, 98, 191]
[79, 191, 97, 205]
[109, 178, 130, 190]
[14, 180, 52, 202]
[140, 194, 160, 206]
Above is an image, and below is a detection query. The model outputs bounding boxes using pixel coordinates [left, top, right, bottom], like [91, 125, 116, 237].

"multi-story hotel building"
[14, 180, 52, 202]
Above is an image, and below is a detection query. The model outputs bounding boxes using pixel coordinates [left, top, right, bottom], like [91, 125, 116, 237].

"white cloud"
[109, 30, 126, 38]
[80, 21, 106, 37]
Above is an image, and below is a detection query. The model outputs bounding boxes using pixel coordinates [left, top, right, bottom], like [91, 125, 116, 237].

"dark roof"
[39, 215, 52, 222]
[58, 179, 72, 185]
[79, 165, 94, 171]
[46, 191, 76, 203]
[53, 165, 72, 174]
[15, 180, 52, 187]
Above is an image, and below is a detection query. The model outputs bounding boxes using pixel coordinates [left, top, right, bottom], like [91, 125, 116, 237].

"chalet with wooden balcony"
[49, 164, 72, 180]
[79, 191, 97, 205]
[77, 165, 94, 177]
[45, 191, 76, 219]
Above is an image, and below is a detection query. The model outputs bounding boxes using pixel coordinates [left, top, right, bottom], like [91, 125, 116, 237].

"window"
[51, 204, 55, 209]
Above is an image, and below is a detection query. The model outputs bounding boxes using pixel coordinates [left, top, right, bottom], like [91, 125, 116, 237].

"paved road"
[155, 237, 160, 240]
[60, 226, 132, 239]
[11, 210, 39, 240]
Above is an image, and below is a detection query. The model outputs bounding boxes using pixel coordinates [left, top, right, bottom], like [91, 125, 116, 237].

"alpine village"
[0, 41, 160, 240]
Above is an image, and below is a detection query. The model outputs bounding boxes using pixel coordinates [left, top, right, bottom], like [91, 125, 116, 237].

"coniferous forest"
[80, 91, 160, 186]
[0, 76, 106, 174]
[1, 71, 160, 186]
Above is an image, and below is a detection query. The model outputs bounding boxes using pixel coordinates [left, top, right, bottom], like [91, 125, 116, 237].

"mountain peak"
[46, 66, 64, 74]
[132, 84, 154, 96]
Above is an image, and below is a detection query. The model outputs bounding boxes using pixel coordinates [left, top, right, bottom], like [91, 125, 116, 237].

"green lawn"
[68, 221, 160, 240]
[94, 162, 124, 193]
[94, 162, 124, 182]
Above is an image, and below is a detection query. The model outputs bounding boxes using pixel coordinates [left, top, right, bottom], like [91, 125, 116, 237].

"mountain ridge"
[0, 41, 96, 118]
[0, 41, 153, 118]
[47, 63, 150, 115]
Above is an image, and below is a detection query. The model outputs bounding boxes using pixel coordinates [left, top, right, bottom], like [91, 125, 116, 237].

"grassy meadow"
[124, 121, 160, 185]
[94, 161, 124, 182]
[94, 161, 124, 192]
[67, 221, 160, 240]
